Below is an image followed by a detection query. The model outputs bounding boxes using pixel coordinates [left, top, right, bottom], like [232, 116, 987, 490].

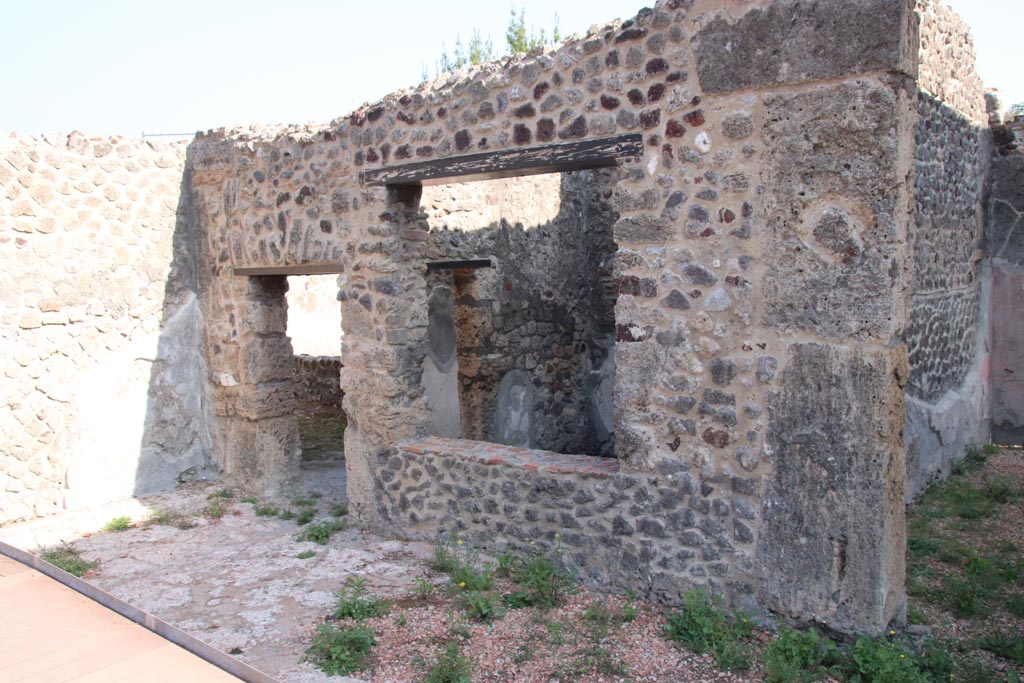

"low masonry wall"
[374, 437, 760, 609]
[293, 355, 343, 409]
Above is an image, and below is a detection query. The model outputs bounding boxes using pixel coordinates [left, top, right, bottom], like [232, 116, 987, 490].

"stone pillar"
[206, 276, 300, 497]
[691, 0, 917, 633]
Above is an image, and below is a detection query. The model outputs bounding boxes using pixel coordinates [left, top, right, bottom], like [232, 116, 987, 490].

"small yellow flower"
[459, 581, 466, 587]
[889, 630, 896, 636]
[900, 654, 905, 659]
[554, 533, 560, 539]
[457, 540, 463, 545]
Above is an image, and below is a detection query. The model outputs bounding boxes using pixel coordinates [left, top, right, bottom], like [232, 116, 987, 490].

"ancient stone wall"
[904, 0, 991, 498]
[293, 355, 343, 409]
[0, 133, 209, 524]
[188, 0, 918, 634]
[987, 123, 1024, 444]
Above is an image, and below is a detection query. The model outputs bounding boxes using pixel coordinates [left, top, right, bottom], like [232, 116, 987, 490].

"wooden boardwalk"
[0, 553, 260, 682]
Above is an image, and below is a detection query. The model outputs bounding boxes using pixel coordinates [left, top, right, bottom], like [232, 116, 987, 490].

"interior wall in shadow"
[421, 170, 618, 456]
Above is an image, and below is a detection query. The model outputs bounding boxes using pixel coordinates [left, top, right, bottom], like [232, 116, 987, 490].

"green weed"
[291, 495, 316, 508]
[102, 515, 132, 532]
[431, 538, 492, 592]
[425, 639, 473, 683]
[412, 576, 435, 600]
[842, 636, 930, 683]
[254, 504, 279, 517]
[977, 634, 1024, 664]
[241, 495, 258, 504]
[762, 628, 841, 683]
[333, 576, 389, 621]
[297, 550, 316, 559]
[329, 503, 348, 517]
[954, 445, 990, 476]
[664, 589, 753, 671]
[145, 509, 196, 529]
[39, 545, 97, 577]
[303, 623, 375, 676]
[203, 499, 225, 520]
[503, 546, 575, 609]
[459, 591, 503, 623]
[207, 488, 234, 500]
[295, 508, 315, 525]
[295, 518, 346, 544]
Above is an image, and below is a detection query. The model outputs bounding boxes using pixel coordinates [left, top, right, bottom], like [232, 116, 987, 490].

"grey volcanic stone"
[694, 0, 911, 94]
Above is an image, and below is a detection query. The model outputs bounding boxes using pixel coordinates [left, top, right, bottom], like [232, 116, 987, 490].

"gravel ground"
[0, 460, 764, 683]
[3, 447, 1019, 682]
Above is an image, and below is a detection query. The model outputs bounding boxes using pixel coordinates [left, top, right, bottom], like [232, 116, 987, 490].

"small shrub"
[329, 503, 348, 517]
[208, 488, 233, 500]
[762, 628, 841, 683]
[102, 515, 132, 532]
[241, 495, 258, 504]
[460, 591, 503, 623]
[910, 638, 954, 682]
[297, 550, 316, 560]
[292, 495, 316, 508]
[982, 443, 1001, 456]
[493, 551, 516, 578]
[204, 500, 225, 520]
[295, 518, 345, 545]
[664, 589, 753, 671]
[941, 577, 992, 618]
[842, 636, 929, 683]
[278, 508, 297, 521]
[303, 623, 375, 676]
[254, 504, 279, 517]
[431, 539, 461, 574]
[39, 545, 97, 577]
[432, 538, 493, 592]
[906, 602, 931, 625]
[507, 549, 574, 609]
[954, 445, 989, 475]
[146, 509, 196, 529]
[295, 508, 315, 525]
[1006, 594, 1024, 618]
[977, 634, 1024, 664]
[425, 639, 473, 683]
[582, 600, 637, 637]
[333, 577, 389, 621]
[412, 576, 435, 600]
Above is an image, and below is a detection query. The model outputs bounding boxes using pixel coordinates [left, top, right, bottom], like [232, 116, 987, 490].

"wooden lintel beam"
[234, 264, 343, 276]
[426, 258, 493, 271]
[360, 134, 643, 187]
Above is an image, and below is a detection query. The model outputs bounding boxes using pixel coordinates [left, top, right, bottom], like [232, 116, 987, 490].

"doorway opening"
[286, 274, 345, 465]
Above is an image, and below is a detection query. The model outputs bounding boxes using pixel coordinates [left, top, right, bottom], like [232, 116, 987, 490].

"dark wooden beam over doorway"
[360, 133, 643, 187]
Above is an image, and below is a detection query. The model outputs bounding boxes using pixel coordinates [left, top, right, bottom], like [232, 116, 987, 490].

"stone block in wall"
[218, 382, 297, 420]
[694, 0, 915, 94]
[220, 416, 300, 498]
[758, 343, 907, 634]
[761, 78, 909, 341]
[239, 335, 295, 384]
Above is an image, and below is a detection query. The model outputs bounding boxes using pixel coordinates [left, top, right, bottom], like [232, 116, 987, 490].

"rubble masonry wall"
[187, 0, 922, 634]
[0, 133, 210, 525]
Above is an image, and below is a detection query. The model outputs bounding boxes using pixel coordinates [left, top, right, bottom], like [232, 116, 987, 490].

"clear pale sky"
[1, 0, 1020, 138]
